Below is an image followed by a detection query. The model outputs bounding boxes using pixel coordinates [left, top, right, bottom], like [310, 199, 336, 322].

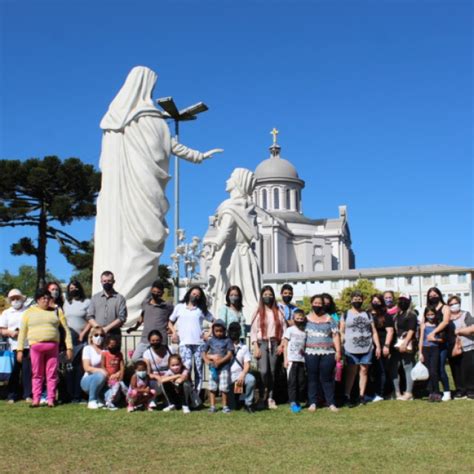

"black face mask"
[312, 306, 324, 315]
[428, 296, 440, 306]
[372, 302, 381, 309]
[151, 294, 162, 302]
[398, 300, 410, 311]
[295, 321, 306, 329]
[229, 332, 240, 342]
[263, 296, 274, 306]
[102, 282, 113, 292]
[150, 342, 161, 348]
[323, 304, 332, 314]
[69, 289, 80, 298]
[109, 346, 120, 355]
[352, 301, 363, 310]
[190, 295, 200, 304]
[282, 295, 292, 304]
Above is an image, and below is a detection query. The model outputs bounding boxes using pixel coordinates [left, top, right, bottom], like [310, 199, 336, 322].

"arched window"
[273, 188, 279, 210]
[262, 189, 267, 209]
[286, 189, 291, 210]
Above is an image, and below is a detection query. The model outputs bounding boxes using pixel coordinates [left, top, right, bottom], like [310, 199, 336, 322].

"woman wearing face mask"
[63, 280, 90, 403]
[16, 288, 73, 407]
[250, 286, 286, 409]
[447, 296, 474, 399]
[340, 291, 381, 407]
[80, 328, 108, 409]
[425, 287, 452, 401]
[322, 293, 340, 324]
[143, 330, 174, 399]
[370, 294, 394, 402]
[304, 295, 341, 412]
[0, 289, 32, 402]
[391, 293, 417, 401]
[219, 286, 246, 338]
[383, 291, 398, 317]
[46, 281, 64, 310]
[168, 286, 214, 394]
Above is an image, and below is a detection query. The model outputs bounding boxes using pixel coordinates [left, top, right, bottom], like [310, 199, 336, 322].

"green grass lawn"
[1, 400, 473, 473]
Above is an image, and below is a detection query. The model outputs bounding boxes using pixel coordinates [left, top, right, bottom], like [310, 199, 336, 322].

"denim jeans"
[439, 344, 450, 391]
[80, 372, 107, 402]
[230, 373, 256, 408]
[305, 353, 336, 406]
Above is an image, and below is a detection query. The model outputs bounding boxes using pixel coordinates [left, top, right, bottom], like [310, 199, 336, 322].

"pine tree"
[0, 156, 100, 287]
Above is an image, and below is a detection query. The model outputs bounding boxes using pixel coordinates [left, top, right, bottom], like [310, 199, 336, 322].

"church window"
[273, 188, 279, 210]
[286, 189, 291, 209]
[262, 189, 267, 209]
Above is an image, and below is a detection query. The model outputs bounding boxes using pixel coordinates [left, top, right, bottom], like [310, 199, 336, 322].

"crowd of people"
[1, 270, 473, 414]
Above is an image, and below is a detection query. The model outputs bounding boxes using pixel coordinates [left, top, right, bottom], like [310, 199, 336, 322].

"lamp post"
[168, 230, 203, 294]
[156, 97, 208, 303]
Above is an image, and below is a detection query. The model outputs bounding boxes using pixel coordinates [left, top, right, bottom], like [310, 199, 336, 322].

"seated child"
[228, 322, 256, 413]
[101, 334, 128, 410]
[160, 354, 193, 414]
[202, 319, 234, 413]
[127, 360, 156, 412]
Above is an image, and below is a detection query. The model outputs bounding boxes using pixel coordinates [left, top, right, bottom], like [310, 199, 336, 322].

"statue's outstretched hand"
[203, 148, 224, 160]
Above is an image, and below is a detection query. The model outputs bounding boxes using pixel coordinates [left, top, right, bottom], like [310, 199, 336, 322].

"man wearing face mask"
[0, 289, 32, 402]
[128, 281, 174, 362]
[278, 284, 299, 325]
[87, 271, 127, 340]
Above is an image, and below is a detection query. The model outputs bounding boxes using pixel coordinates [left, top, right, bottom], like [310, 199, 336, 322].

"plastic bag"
[0, 349, 14, 382]
[411, 361, 429, 381]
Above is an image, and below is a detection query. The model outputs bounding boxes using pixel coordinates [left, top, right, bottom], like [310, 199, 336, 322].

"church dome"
[254, 143, 301, 181]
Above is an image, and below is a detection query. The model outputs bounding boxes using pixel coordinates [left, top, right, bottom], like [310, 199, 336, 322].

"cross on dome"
[270, 127, 279, 145]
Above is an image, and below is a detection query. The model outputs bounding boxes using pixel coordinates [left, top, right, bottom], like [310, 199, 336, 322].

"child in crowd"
[127, 360, 156, 412]
[101, 334, 128, 410]
[160, 354, 192, 414]
[283, 309, 307, 413]
[228, 322, 256, 413]
[202, 319, 234, 413]
[419, 306, 444, 402]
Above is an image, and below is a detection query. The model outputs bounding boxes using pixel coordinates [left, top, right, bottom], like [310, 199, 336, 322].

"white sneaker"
[372, 395, 384, 403]
[40, 397, 48, 406]
[97, 402, 105, 409]
[442, 391, 452, 402]
[149, 400, 157, 409]
[87, 401, 99, 410]
[163, 404, 176, 412]
[106, 403, 118, 411]
[182, 406, 191, 414]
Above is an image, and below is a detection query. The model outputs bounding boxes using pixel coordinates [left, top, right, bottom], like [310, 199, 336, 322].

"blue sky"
[1, 0, 472, 281]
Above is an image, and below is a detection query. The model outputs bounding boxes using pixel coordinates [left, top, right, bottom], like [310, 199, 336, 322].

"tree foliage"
[0, 265, 62, 299]
[0, 156, 100, 286]
[335, 279, 383, 313]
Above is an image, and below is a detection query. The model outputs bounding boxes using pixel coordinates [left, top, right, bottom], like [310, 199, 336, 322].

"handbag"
[0, 347, 15, 382]
[394, 333, 414, 352]
[452, 337, 463, 357]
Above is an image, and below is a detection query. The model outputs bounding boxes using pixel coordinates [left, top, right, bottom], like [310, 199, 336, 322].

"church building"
[204, 129, 356, 275]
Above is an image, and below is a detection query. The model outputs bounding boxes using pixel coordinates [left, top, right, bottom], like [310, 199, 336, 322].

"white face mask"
[450, 304, 461, 313]
[11, 300, 23, 310]
[136, 371, 147, 379]
[93, 335, 104, 345]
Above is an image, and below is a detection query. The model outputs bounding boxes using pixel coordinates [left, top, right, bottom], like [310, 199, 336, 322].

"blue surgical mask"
[136, 370, 147, 379]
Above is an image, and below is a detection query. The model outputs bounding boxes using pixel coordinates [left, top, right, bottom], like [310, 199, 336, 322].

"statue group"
[93, 66, 262, 322]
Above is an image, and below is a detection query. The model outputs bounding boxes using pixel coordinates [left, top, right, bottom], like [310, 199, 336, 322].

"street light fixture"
[156, 97, 209, 303]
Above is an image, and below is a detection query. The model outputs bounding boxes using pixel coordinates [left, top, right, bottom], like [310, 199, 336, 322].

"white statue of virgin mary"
[93, 66, 221, 322]
[204, 168, 262, 322]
